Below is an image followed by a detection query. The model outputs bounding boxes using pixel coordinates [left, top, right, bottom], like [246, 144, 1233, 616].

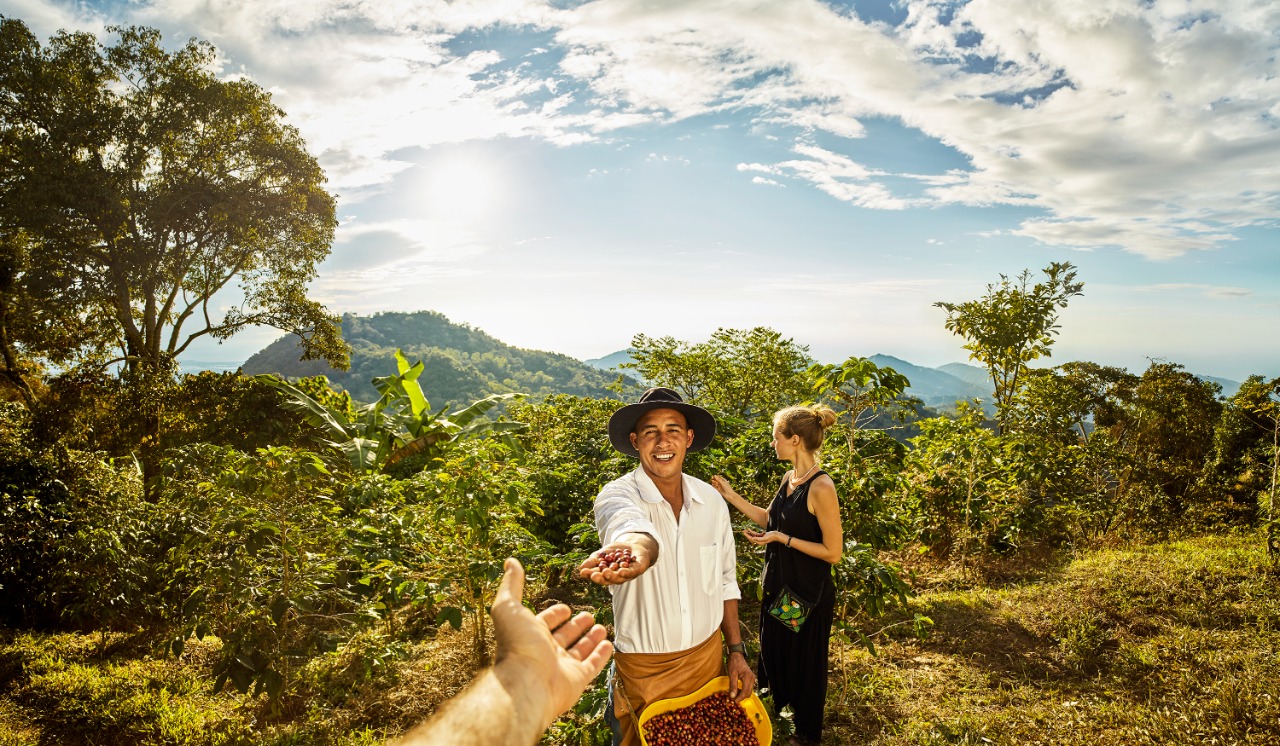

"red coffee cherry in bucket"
[643, 692, 758, 745]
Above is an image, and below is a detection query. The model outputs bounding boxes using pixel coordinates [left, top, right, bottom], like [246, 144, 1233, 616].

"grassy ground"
[2, 533, 1278, 745]
[824, 534, 1280, 745]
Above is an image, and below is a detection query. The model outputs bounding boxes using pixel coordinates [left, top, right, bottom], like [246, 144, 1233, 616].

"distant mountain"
[584, 349, 636, 372]
[936, 362, 991, 389]
[580, 349, 993, 413]
[242, 311, 629, 406]
[1200, 375, 1241, 400]
[869, 355, 993, 413]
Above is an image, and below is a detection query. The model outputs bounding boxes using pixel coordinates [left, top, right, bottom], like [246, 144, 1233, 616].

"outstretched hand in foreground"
[395, 558, 613, 746]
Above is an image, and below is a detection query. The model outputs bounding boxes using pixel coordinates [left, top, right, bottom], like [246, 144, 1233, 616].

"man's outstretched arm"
[395, 558, 613, 746]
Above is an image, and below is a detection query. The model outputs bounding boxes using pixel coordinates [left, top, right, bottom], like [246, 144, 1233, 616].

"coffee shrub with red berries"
[597, 547, 635, 572]
[642, 692, 758, 745]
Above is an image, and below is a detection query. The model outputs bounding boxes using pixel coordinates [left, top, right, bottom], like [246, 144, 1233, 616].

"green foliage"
[4, 633, 253, 745]
[824, 427, 910, 550]
[832, 541, 929, 656]
[543, 668, 612, 745]
[158, 446, 347, 702]
[1202, 375, 1280, 534]
[158, 371, 338, 454]
[0, 18, 345, 378]
[935, 262, 1084, 432]
[806, 355, 913, 432]
[625, 327, 812, 420]
[1103, 362, 1222, 536]
[898, 401, 1084, 559]
[261, 349, 525, 476]
[0, 229, 112, 405]
[509, 394, 631, 552]
[0, 402, 152, 630]
[805, 356, 914, 549]
[409, 438, 545, 665]
[244, 311, 625, 407]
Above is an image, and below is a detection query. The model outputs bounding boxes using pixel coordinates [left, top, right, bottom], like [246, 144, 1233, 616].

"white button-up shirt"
[593, 467, 742, 654]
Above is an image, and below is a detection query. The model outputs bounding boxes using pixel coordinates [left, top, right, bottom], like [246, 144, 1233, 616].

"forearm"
[779, 534, 841, 564]
[729, 495, 769, 528]
[396, 665, 548, 746]
[720, 599, 742, 646]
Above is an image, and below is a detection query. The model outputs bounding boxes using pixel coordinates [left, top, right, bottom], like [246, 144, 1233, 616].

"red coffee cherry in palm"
[597, 546, 635, 572]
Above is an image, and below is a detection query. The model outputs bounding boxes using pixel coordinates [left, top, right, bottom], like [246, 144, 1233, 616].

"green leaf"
[437, 606, 464, 631]
[263, 669, 284, 700]
[229, 666, 253, 694]
[270, 596, 291, 624]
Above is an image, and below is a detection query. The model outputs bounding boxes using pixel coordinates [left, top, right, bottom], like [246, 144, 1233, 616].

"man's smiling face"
[630, 407, 694, 484]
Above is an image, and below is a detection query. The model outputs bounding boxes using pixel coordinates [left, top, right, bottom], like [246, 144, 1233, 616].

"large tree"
[625, 327, 812, 420]
[935, 262, 1084, 433]
[0, 18, 346, 384]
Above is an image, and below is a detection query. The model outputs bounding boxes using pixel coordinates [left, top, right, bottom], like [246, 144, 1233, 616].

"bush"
[0, 403, 151, 629]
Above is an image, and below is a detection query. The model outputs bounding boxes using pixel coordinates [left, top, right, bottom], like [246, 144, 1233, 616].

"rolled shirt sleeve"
[594, 476, 662, 554]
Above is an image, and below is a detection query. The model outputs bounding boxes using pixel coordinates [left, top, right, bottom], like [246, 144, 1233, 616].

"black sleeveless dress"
[758, 470, 835, 743]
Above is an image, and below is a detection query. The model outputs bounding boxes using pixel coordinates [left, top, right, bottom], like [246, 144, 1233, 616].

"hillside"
[242, 311, 629, 405]
[583, 349, 636, 372]
[869, 355, 993, 413]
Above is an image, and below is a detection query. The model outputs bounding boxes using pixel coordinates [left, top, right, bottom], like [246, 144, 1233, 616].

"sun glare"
[420, 152, 504, 223]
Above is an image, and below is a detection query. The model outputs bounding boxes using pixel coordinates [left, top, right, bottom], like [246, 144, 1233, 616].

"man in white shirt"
[578, 387, 755, 746]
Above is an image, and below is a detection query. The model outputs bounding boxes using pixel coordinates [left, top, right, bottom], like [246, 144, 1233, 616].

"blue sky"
[5, 0, 1278, 381]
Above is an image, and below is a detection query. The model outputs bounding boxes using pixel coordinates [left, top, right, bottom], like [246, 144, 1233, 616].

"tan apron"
[613, 631, 725, 746]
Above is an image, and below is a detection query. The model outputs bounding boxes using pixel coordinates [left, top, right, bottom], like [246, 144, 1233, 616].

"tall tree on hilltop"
[934, 262, 1084, 433]
[626, 327, 812, 420]
[0, 18, 347, 386]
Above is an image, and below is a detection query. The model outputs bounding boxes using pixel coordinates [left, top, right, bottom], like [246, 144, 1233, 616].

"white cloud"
[11, 0, 1279, 260]
[1132, 283, 1253, 299]
[545, 0, 1280, 258]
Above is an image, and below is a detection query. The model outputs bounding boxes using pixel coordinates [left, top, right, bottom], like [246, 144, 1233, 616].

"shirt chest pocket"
[699, 544, 721, 597]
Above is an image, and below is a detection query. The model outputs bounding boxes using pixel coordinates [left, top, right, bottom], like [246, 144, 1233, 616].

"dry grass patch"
[821, 533, 1280, 745]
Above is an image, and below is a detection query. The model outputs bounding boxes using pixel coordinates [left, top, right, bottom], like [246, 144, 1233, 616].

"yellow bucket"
[637, 675, 772, 746]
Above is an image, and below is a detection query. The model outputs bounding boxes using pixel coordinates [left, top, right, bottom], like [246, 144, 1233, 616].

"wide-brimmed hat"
[608, 387, 717, 458]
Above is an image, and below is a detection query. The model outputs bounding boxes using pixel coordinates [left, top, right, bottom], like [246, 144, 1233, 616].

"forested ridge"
[2, 19, 1278, 746]
[242, 311, 631, 407]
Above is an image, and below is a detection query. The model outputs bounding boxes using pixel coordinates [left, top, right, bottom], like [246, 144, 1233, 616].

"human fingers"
[727, 656, 755, 701]
[566, 622, 610, 661]
[536, 603, 573, 635]
[495, 557, 526, 608]
[544, 610, 596, 650]
[577, 553, 602, 580]
[580, 637, 614, 675]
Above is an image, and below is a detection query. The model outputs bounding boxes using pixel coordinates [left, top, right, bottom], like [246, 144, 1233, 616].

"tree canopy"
[935, 262, 1084, 432]
[0, 18, 346, 385]
[625, 327, 813, 420]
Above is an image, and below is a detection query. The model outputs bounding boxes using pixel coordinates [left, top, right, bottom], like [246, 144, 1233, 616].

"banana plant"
[258, 349, 525, 474]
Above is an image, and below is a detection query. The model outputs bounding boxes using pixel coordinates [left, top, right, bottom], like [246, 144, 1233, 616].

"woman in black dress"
[711, 405, 842, 745]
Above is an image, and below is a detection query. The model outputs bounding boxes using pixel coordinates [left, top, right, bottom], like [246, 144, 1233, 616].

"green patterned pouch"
[767, 584, 816, 633]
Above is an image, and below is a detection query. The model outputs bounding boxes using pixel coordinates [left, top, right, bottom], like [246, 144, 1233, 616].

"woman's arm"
[710, 475, 770, 528]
